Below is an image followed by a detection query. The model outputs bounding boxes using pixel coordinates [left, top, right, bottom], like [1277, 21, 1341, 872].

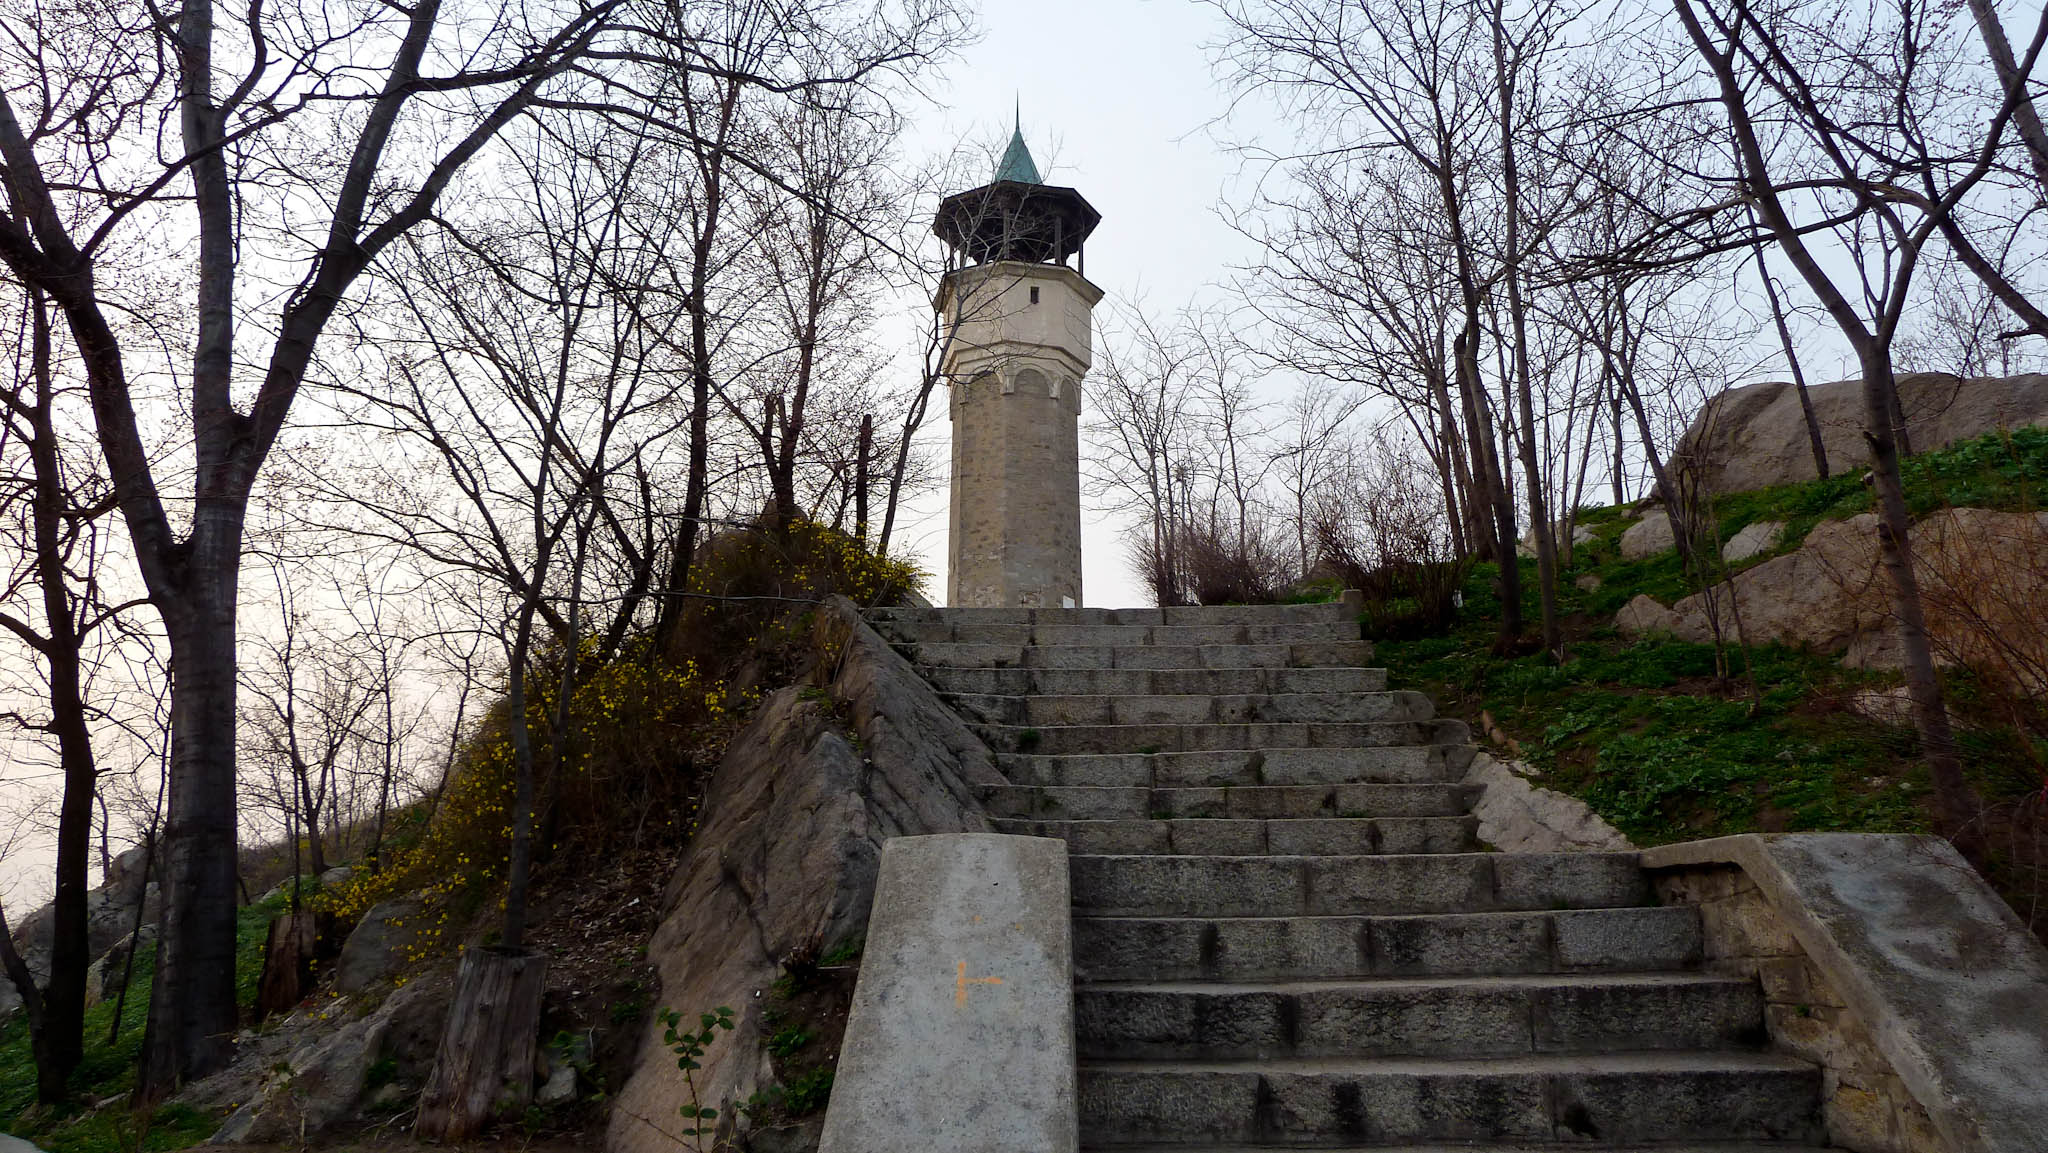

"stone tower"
[934, 123, 1103, 608]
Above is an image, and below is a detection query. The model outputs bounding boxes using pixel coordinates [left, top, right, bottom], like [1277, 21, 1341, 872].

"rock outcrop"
[1, 852, 158, 1022]
[1616, 508, 2048, 682]
[606, 596, 1000, 1153]
[1461, 752, 1633, 854]
[1680, 372, 2048, 494]
[196, 975, 453, 1143]
[1723, 519, 1786, 562]
[334, 898, 425, 994]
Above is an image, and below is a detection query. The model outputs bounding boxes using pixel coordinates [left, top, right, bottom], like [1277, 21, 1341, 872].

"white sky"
[888, 0, 1270, 608]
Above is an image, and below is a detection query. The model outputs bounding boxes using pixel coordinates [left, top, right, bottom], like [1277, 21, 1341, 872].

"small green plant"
[819, 936, 862, 966]
[610, 996, 647, 1025]
[766, 1025, 812, 1059]
[780, 1067, 835, 1116]
[364, 1057, 399, 1091]
[1017, 728, 1042, 752]
[658, 1005, 736, 1150]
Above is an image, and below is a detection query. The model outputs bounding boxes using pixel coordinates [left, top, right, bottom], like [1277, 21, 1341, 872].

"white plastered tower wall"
[940, 261, 1104, 608]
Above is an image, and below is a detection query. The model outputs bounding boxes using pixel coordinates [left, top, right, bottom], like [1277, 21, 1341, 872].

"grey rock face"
[82, 925, 156, 1006]
[1, 865, 158, 1022]
[333, 898, 424, 994]
[195, 971, 449, 1143]
[1681, 372, 2048, 495]
[1461, 752, 1631, 854]
[210, 1014, 390, 1143]
[606, 597, 996, 1153]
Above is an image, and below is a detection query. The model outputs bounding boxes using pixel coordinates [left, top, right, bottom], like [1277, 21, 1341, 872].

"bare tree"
[0, 0, 637, 1089]
[1088, 303, 1208, 605]
[1665, 0, 2035, 844]
[0, 279, 145, 1101]
[1214, 0, 1529, 645]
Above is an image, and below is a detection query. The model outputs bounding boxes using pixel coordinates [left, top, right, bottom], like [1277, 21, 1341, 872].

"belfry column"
[934, 123, 1103, 608]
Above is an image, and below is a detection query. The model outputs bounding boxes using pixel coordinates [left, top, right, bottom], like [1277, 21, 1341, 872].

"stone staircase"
[867, 600, 1831, 1152]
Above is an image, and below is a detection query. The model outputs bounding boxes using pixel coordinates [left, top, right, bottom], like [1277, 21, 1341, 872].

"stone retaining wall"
[1652, 863, 1942, 1153]
[1643, 834, 2048, 1153]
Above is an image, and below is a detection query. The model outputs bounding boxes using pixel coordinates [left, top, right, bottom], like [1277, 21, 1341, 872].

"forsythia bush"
[321, 518, 924, 957]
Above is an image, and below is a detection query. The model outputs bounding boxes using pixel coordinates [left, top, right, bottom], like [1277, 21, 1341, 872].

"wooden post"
[415, 945, 548, 1140]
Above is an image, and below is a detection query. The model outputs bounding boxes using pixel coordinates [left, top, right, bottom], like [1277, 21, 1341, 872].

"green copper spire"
[994, 105, 1041, 184]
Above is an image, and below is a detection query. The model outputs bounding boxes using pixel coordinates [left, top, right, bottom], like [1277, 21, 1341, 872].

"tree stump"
[255, 910, 329, 1017]
[414, 945, 548, 1141]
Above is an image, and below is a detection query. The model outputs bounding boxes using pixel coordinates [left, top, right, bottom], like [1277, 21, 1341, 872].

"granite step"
[1077, 1051, 1825, 1146]
[1071, 907, 1706, 982]
[1074, 972, 1767, 1060]
[973, 719, 1467, 756]
[868, 602, 1356, 627]
[877, 619, 1362, 647]
[1069, 852, 1648, 918]
[982, 783, 1478, 821]
[925, 665, 1389, 697]
[899, 640, 1376, 670]
[997, 746, 1473, 788]
[945, 690, 1435, 727]
[991, 816, 1479, 856]
[1084, 1143, 1835, 1152]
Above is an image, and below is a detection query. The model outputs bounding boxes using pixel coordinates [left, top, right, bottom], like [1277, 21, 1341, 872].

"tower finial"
[994, 105, 1041, 184]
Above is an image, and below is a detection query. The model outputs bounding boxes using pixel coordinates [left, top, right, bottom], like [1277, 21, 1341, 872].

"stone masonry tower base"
[942, 262, 1101, 608]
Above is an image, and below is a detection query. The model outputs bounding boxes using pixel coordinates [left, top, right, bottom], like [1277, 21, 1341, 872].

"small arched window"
[1013, 368, 1048, 397]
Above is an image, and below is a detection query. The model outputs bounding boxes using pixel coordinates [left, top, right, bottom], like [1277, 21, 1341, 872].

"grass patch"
[1383, 552, 2039, 847]
[1383, 616, 1938, 844]
[1, 892, 285, 1149]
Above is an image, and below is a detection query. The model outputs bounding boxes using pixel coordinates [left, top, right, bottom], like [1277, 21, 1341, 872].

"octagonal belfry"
[935, 122, 1102, 609]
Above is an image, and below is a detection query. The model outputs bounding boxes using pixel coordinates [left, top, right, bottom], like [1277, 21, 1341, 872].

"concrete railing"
[1641, 833, 2048, 1153]
[818, 833, 1076, 1153]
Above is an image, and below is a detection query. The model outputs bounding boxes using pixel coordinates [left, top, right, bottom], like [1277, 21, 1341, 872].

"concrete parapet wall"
[1641, 833, 2048, 1153]
[819, 834, 1076, 1153]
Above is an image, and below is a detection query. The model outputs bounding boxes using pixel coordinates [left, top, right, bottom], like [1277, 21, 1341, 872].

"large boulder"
[203, 977, 449, 1143]
[1680, 372, 2048, 495]
[1619, 509, 1675, 559]
[1614, 509, 2048, 684]
[606, 597, 1001, 1153]
[1515, 521, 1596, 558]
[1616, 514, 1886, 650]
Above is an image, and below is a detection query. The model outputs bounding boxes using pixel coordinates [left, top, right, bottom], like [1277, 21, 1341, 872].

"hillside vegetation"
[1377, 429, 2048, 931]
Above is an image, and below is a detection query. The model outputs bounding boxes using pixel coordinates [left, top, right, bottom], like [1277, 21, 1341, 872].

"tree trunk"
[855, 414, 872, 545]
[1455, 319, 1521, 644]
[21, 287, 95, 1100]
[415, 946, 548, 1141]
[1753, 244, 1828, 478]
[141, 575, 244, 1097]
[1492, 26, 1557, 658]
[1859, 353, 1980, 843]
[501, 600, 541, 951]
